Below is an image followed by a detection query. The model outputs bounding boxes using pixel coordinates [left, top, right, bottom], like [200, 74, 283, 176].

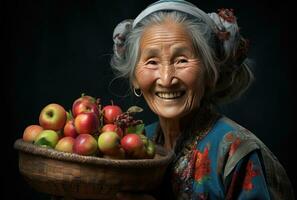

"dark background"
[2, 0, 296, 199]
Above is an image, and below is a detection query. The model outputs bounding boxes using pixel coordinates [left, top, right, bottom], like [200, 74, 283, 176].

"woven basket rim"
[14, 139, 175, 168]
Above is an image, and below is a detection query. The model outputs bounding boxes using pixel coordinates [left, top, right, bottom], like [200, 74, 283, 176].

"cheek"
[178, 67, 205, 90]
[135, 68, 157, 90]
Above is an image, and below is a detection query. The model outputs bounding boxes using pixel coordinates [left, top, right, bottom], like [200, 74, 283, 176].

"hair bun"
[208, 9, 249, 68]
[208, 9, 239, 57]
[113, 19, 134, 58]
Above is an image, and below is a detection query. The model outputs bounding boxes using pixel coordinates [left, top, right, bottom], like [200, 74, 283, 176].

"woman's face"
[134, 19, 206, 120]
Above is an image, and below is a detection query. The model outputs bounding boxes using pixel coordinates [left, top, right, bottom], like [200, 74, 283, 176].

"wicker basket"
[14, 139, 174, 200]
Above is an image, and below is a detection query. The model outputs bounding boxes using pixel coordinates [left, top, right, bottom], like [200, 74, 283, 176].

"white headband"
[132, 0, 217, 31]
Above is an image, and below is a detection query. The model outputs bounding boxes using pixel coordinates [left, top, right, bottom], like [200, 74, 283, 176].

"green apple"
[98, 131, 120, 155]
[34, 130, 59, 148]
[146, 140, 156, 159]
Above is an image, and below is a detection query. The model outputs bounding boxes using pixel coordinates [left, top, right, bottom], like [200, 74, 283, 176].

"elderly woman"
[112, 0, 294, 199]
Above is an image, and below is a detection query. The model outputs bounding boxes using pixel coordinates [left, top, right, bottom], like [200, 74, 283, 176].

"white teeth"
[156, 92, 183, 99]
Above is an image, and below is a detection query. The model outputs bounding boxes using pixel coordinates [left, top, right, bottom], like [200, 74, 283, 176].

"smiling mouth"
[155, 91, 185, 99]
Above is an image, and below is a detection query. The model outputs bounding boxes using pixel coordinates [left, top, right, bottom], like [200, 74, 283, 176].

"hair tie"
[113, 19, 133, 58]
[208, 9, 239, 56]
[208, 8, 249, 66]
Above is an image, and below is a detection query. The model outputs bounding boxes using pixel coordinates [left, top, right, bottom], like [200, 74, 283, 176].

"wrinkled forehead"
[137, 25, 200, 64]
[140, 20, 198, 55]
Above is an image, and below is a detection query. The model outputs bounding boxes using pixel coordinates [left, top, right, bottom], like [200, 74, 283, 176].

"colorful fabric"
[145, 116, 294, 200]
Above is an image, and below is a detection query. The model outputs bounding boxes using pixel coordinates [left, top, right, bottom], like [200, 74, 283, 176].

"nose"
[156, 65, 178, 87]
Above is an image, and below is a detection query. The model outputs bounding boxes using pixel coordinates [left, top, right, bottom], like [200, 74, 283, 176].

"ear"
[132, 78, 139, 89]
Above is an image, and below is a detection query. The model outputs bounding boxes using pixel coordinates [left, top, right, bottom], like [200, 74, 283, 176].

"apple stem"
[110, 99, 114, 106]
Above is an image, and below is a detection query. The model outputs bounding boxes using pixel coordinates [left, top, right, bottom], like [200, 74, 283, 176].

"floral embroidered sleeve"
[225, 150, 271, 200]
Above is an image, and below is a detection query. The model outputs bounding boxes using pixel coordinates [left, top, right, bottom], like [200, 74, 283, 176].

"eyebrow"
[142, 46, 193, 58]
[142, 48, 160, 58]
[171, 46, 193, 57]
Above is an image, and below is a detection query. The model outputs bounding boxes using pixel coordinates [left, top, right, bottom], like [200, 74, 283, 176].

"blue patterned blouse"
[145, 115, 294, 200]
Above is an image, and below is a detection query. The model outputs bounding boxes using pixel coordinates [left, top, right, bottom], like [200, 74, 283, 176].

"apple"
[101, 124, 123, 138]
[39, 103, 67, 131]
[145, 140, 156, 159]
[63, 119, 79, 138]
[34, 130, 59, 148]
[55, 136, 75, 153]
[73, 134, 97, 156]
[102, 104, 123, 124]
[103, 147, 125, 159]
[74, 111, 99, 135]
[72, 95, 100, 118]
[138, 134, 156, 159]
[98, 131, 120, 155]
[121, 133, 145, 158]
[22, 125, 44, 142]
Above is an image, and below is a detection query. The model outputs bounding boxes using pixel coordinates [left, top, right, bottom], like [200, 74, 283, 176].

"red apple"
[101, 124, 123, 138]
[22, 125, 44, 142]
[73, 134, 97, 156]
[55, 136, 75, 153]
[103, 147, 125, 159]
[121, 133, 145, 158]
[63, 119, 79, 138]
[72, 95, 100, 118]
[39, 103, 67, 131]
[34, 130, 59, 148]
[102, 104, 123, 124]
[98, 131, 120, 155]
[74, 111, 99, 135]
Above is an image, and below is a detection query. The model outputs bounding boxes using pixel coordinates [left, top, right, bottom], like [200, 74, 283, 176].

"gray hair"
[111, 11, 253, 105]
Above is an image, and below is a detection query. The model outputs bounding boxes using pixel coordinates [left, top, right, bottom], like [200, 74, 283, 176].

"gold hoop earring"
[133, 88, 142, 97]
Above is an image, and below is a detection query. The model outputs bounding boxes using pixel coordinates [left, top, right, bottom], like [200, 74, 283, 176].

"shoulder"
[215, 117, 295, 199]
[197, 116, 267, 179]
[200, 115, 260, 147]
[206, 115, 270, 158]
[205, 116, 290, 188]
[208, 115, 263, 156]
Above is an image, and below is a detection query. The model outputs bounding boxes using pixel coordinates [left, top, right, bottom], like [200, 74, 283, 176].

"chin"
[153, 106, 190, 120]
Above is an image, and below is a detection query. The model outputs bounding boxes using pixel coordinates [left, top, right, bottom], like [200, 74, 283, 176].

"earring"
[133, 88, 142, 97]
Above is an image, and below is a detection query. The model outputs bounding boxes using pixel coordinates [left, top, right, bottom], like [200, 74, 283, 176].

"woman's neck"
[159, 117, 181, 151]
[158, 114, 194, 151]
[157, 105, 216, 151]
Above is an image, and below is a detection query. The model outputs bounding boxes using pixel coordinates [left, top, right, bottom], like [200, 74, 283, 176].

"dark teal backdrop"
[3, 0, 295, 199]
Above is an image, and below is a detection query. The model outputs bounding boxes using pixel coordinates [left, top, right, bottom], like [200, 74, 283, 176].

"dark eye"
[147, 60, 157, 65]
[176, 58, 188, 64]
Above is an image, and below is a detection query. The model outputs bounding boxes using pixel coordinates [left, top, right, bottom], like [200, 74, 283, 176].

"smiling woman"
[134, 20, 205, 121]
[110, 0, 294, 199]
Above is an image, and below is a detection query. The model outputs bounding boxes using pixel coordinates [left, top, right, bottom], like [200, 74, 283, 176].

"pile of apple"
[22, 94, 155, 159]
